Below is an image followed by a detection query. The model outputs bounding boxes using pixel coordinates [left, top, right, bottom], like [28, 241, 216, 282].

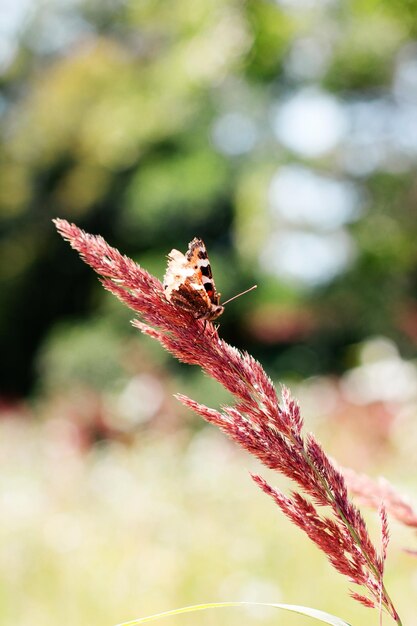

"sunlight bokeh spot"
[212, 112, 258, 155]
[260, 229, 355, 285]
[268, 165, 361, 230]
[273, 88, 347, 157]
[285, 36, 332, 80]
[394, 42, 417, 105]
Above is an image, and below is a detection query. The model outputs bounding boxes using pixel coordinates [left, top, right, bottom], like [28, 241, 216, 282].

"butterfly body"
[164, 238, 224, 322]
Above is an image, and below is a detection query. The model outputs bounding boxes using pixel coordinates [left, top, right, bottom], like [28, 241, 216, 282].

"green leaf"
[115, 601, 352, 626]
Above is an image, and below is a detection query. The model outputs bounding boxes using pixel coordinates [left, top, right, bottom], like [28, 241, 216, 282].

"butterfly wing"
[163, 239, 224, 321]
[186, 238, 221, 307]
[164, 247, 213, 318]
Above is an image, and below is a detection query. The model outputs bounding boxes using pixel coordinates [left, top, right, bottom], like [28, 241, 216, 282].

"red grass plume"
[54, 219, 401, 624]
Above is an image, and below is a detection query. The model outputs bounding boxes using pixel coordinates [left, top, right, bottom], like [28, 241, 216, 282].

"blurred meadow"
[1, 0, 417, 624]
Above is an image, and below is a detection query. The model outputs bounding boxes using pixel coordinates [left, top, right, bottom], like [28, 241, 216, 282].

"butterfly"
[163, 237, 256, 322]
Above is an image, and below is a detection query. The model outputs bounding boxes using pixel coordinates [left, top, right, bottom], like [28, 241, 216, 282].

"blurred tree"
[1, 0, 417, 397]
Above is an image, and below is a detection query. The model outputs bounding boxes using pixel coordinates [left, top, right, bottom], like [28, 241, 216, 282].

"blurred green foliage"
[1, 0, 417, 397]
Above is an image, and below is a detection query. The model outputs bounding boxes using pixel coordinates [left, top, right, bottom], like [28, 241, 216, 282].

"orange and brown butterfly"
[163, 237, 256, 322]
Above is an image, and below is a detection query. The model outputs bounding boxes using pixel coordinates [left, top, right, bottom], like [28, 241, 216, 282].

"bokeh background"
[1, 0, 417, 624]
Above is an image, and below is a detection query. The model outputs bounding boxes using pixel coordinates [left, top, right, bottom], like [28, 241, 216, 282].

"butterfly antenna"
[222, 284, 257, 306]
